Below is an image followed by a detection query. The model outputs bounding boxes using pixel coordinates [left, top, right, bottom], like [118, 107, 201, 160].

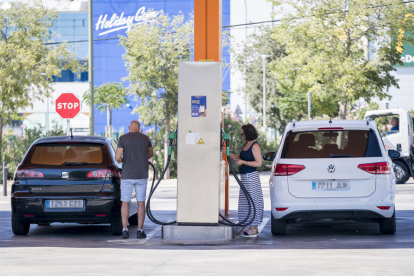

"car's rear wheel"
[12, 218, 30, 235]
[393, 160, 409, 184]
[128, 213, 138, 226]
[271, 214, 287, 235]
[111, 216, 123, 235]
[379, 211, 396, 234]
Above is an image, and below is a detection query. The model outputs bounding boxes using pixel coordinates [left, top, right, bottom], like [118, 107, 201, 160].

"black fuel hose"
[218, 134, 256, 227]
[145, 130, 256, 227]
[146, 143, 176, 225]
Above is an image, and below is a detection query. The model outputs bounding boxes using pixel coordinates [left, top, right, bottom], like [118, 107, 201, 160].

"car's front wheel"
[12, 218, 30, 235]
[271, 214, 287, 235]
[111, 216, 123, 235]
[379, 211, 396, 234]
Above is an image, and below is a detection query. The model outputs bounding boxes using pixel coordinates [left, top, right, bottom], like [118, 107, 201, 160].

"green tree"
[231, 27, 338, 132]
[119, 11, 193, 178]
[270, 0, 414, 119]
[83, 82, 129, 137]
[0, 1, 86, 167]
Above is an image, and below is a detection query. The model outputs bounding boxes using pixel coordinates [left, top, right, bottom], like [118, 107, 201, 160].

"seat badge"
[62, 172, 69, 179]
[327, 164, 335, 173]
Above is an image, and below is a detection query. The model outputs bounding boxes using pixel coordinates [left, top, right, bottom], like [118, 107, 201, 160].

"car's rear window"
[281, 130, 382, 159]
[28, 143, 104, 165]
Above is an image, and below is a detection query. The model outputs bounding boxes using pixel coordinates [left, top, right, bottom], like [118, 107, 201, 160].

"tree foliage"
[0, 1, 86, 163]
[270, 0, 414, 119]
[231, 27, 339, 132]
[82, 82, 129, 136]
[119, 11, 193, 178]
[119, 11, 193, 126]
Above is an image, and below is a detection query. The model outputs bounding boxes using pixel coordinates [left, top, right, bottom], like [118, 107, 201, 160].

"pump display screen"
[191, 96, 207, 117]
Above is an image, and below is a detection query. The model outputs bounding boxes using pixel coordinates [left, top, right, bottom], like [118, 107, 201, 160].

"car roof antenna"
[70, 128, 73, 139]
[329, 118, 332, 125]
[366, 117, 370, 126]
[292, 119, 296, 128]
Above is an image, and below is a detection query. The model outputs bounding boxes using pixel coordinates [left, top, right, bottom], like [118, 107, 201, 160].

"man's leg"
[137, 201, 145, 230]
[120, 180, 134, 230]
[121, 201, 130, 229]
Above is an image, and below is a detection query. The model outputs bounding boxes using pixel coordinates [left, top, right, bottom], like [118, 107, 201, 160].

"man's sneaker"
[137, 230, 146, 239]
[122, 230, 129, 239]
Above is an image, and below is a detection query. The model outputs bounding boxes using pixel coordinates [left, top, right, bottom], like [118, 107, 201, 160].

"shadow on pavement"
[1, 210, 414, 250]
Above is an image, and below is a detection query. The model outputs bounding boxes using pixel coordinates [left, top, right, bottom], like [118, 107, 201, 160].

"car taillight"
[358, 162, 389, 174]
[275, 207, 288, 211]
[274, 164, 305, 176]
[377, 206, 391, 210]
[87, 169, 120, 178]
[15, 170, 44, 178]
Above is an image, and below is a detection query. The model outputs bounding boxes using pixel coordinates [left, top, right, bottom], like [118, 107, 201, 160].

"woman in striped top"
[228, 124, 264, 237]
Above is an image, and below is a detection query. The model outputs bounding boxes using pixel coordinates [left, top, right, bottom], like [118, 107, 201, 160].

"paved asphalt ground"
[1, 173, 414, 275]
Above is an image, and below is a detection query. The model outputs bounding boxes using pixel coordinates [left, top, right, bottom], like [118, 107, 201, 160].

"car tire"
[12, 218, 30, 235]
[271, 214, 287, 235]
[380, 211, 396, 234]
[393, 160, 409, 184]
[128, 213, 138, 226]
[111, 217, 123, 235]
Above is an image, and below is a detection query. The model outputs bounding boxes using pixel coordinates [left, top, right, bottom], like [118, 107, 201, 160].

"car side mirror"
[263, 152, 276, 162]
[388, 150, 400, 159]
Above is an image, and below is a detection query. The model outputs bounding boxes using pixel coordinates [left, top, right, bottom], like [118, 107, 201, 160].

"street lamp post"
[243, 0, 248, 122]
[261, 54, 271, 136]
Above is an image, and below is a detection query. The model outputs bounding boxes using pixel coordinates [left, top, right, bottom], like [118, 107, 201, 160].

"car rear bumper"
[278, 209, 387, 220]
[11, 196, 121, 223]
[12, 213, 119, 223]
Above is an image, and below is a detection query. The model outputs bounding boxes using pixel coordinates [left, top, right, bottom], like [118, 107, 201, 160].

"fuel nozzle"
[221, 128, 230, 157]
[168, 130, 177, 156]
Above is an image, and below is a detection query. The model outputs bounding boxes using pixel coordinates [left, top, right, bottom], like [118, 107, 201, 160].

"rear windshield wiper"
[329, 154, 360, 158]
[63, 162, 98, 166]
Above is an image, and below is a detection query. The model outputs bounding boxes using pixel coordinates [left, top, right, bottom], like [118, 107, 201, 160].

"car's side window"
[110, 140, 122, 168]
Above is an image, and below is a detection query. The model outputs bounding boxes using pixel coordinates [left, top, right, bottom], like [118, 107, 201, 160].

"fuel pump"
[146, 128, 256, 227]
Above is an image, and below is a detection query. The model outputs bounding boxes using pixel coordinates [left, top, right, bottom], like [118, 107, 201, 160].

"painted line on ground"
[245, 217, 269, 244]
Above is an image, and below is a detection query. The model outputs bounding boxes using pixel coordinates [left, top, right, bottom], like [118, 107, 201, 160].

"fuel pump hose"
[146, 131, 177, 225]
[145, 129, 256, 227]
[218, 129, 256, 227]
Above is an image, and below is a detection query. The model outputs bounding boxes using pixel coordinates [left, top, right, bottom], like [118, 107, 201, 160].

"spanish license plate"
[45, 200, 84, 209]
[312, 181, 350, 191]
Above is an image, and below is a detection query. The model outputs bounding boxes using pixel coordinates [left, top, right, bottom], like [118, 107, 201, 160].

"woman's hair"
[392, 117, 399, 124]
[242, 124, 259, 141]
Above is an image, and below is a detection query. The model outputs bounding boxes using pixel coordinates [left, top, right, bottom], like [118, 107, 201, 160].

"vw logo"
[327, 164, 335, 173]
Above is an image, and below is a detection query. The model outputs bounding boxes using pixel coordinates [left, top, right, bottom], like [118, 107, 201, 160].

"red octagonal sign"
[55, 93, 81, 119]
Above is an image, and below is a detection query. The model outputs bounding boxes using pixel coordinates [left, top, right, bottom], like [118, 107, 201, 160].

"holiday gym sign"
[95, 7, 158, 36]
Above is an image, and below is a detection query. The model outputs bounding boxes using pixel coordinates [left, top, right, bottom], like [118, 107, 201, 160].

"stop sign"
[55, 93, 81, 119]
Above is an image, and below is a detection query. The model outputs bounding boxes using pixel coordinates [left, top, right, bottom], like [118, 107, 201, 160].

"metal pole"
[67, 119, 70, 135]
[263, 57, 267, 133]
[88, 0, 94, 136]
[261, 55, 271, 135]
[46, 97, 49, 133]
[243, 0, 248, 122]
[308, 91, 311, 120]
[3, 161, 7, 197]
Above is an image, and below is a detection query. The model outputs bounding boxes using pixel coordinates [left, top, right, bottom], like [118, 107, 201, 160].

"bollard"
[3, 161, 7, 197]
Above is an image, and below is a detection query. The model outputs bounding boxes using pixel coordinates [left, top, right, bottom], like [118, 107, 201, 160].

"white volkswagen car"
[263, 120, 399, 235]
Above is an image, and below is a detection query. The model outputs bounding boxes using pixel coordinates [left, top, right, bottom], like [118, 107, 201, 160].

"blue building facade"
[50, 12, 89, 82]
[91, 0, 231, 134]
